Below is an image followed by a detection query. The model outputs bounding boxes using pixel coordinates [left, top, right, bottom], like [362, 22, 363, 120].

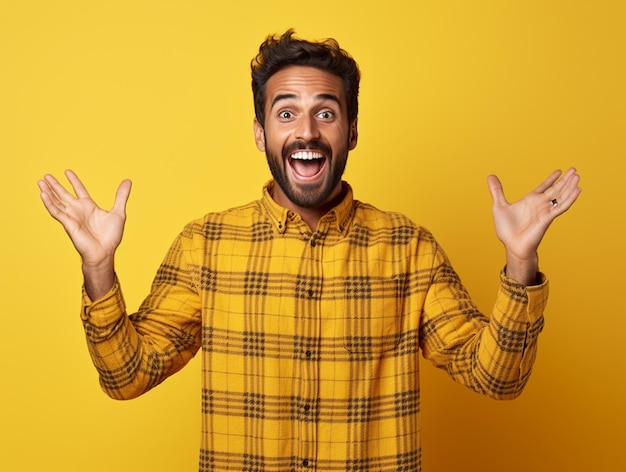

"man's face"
[254, 66, 358, 211]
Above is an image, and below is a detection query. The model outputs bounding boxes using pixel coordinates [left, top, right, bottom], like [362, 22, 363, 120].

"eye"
[317, 110, 334, 120]
[278, 110, 293, 120]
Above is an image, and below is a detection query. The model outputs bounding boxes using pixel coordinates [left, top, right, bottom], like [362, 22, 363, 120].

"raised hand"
[487, 168, 582, 285]
[38, 169, 132, 298]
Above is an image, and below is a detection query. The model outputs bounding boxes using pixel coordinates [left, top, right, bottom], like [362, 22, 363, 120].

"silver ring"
[551, 198, 558, 206]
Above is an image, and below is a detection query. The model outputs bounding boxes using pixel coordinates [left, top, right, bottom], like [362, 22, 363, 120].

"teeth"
[291, 151, 323, 160]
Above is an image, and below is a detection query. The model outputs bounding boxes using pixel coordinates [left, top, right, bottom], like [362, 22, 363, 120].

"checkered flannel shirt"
[81, 181, 548, 472]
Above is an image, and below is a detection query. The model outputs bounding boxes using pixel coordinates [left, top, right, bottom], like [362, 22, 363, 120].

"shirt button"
[307, 289, 314, 297]
[304, 404, 310, 412]
[302, 459, 309, 466]
[310, 240, 317, 247]
[305, 350, 312, 358]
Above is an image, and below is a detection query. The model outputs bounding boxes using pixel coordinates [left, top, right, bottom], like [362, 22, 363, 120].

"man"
[38, 30, 581, 471]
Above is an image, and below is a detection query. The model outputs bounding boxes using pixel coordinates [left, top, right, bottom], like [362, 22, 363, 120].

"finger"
[38, 179, 71, 223]
[111, 179, 132, 215]
[559, 167, 580, 191]
[534, 169, 563, 194]
[41, 173, 77, 205]
[557, 168, 581, 197]
[487, 174, 508, 207]
[38, 176, 69, 211]
[64, 169, 92, 199]
[553, 179, 582, 213]
[561, 186, 582, 210]
[546, 168, 581, 208]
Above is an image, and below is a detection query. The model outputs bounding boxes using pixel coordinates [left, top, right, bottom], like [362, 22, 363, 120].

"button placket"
[294, 225, 325, 470]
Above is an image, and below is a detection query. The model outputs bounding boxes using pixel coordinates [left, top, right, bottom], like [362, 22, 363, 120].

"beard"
[265, 138, 349, 209]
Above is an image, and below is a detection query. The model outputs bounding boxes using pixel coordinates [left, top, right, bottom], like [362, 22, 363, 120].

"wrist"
[505, 252, 539, 286]
[82, 257, 116, 300]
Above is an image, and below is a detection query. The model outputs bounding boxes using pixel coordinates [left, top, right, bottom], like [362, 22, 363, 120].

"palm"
[38, 170, 132, 266]
[488, 168, 581, 261]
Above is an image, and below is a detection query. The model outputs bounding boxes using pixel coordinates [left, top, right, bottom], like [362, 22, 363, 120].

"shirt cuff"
[80, 277, 127, 330]
[498, 268, 549, 325]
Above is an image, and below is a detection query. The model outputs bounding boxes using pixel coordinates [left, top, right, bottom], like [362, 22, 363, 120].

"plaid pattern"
[81, 181, 547, 471]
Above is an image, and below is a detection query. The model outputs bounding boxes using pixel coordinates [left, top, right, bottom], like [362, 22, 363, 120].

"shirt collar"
[261, 180, 355, 236]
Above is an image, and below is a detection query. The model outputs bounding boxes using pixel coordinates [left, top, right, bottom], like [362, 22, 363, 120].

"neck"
[270, 183, 346, 231]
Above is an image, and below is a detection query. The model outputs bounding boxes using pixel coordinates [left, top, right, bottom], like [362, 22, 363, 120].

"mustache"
[282, 140, 332, 160]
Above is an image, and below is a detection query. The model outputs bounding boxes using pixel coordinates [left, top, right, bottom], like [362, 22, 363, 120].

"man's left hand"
[487, 167, 582, 285]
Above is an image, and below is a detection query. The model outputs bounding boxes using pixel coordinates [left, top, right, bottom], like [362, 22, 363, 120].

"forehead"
[265, 66, 346, 106]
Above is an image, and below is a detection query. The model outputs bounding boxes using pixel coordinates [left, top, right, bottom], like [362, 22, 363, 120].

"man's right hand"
[38, 169, 132, 300]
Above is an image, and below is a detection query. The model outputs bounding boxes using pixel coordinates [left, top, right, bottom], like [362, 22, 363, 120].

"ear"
[348, 118, 358, 151]
[253, 118, 266, 152]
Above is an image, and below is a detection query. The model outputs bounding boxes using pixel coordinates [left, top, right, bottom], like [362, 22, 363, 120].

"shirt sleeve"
[418, 235, 548, 400]
[80, 225, 203, 400]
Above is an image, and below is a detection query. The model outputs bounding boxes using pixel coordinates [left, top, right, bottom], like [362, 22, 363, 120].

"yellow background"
[1, 1, 624, 471]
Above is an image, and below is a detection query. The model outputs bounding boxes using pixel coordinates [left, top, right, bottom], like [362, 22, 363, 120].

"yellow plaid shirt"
[81, 181, 548, 472]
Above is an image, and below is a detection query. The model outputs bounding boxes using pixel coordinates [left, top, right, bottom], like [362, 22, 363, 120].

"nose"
[295, 114, 321, 141]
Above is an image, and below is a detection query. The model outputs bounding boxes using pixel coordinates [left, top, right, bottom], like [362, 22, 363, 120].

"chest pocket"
[343, 274, 406, 354]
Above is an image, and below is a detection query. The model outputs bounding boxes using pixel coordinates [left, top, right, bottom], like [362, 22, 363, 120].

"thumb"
[111, 179, 132, 215]
[487, 174, 507, 207]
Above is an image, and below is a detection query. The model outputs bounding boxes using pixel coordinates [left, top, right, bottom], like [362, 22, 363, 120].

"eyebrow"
[270, 93, 343, 110]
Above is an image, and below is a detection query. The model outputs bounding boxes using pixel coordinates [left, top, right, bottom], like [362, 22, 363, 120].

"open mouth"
[289, 151, 327, 179]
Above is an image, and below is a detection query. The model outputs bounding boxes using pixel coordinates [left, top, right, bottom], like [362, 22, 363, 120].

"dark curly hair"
[251, 29, 360, 128]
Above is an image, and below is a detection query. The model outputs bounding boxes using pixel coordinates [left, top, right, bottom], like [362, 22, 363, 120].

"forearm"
[81, 280, 150, 399]
[465, 271, 547, 398]
[81, 279, 199, 400]
[422, 261, 548, 399]
[80, 230, 203, 399]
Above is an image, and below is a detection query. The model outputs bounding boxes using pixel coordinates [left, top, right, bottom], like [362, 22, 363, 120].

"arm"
[39, 170, 201, 399]
[421, 168, 581, 397]
[487, 168, 582, 285]
[82, 228, 202, 399]
[420, 237, 548, 399]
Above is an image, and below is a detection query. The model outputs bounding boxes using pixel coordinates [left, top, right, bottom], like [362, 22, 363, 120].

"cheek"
[333, 130, 352, 149]
[265, 128, 291, 150]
